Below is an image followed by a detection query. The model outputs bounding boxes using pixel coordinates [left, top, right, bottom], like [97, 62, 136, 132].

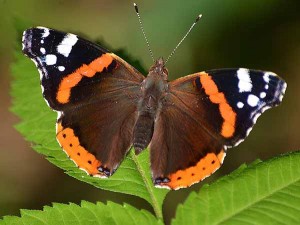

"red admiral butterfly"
[22, 8, 286, 190]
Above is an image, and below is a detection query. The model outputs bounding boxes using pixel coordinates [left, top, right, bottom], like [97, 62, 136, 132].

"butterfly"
[22, 26, 286, 190]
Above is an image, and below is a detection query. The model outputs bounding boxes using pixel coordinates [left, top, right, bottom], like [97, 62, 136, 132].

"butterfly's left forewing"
[151, 68, 286, 189]
[22, 27, 145, 177]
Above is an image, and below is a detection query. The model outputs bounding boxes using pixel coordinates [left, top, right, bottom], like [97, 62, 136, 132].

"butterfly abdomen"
[133, 112, 155, 154]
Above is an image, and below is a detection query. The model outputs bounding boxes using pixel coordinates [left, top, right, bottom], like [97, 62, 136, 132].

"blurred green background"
[0, 0, 299, 223]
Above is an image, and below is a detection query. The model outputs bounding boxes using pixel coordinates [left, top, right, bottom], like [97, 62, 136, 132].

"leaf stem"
[130, 151, 163, 220]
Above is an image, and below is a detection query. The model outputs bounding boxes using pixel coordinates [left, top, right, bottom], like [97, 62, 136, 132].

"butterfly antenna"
[133, 3, 155, 62]
[165, 14, 202, 64]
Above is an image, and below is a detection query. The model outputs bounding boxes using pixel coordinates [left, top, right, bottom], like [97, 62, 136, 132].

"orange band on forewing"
[209, 92, 226, 103]
[56, 89, 71, 104]
[89, 53, 113, 74]
[56, 122, 101, 175]
[59, 72, 82, 90]
[78, 64, 95, 77]
[199, 73, 236, 138]
[221, 122, 235, 138]
[219, 103, 235, 125]
[56, 53, 114, 104]
[199, 73, 219, 95]
[167, 150, 226, 189]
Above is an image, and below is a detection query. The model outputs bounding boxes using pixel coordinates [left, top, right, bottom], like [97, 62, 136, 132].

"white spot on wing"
[41, 28, 50, 38]
[263, 72, 276, 83]
[58, 66, 65, 71]
[237, 102, 244, 108]
[45, 54, 57, 65]
[263, 74, 270, 83]
[260, 92, 266, 98]
[247, 94, 259, 107]
[265, 84, 269, 90]
[57, 34, 78, 57]
[40, 47, 46, 54]
[237, 68, 252, 92]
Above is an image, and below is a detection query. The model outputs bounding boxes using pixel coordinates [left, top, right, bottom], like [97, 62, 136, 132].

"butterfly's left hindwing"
[22, 27, 145, 177]
[151, 68, 286, 189]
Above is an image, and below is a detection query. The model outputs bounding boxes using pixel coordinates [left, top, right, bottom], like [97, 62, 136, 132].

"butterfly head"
[149, 57, 168, 81]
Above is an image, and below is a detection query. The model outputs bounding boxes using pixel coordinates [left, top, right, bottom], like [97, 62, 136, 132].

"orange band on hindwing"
[56, 53, 114, 104]
[56, 122, 102, 176]
[199, 72, 237, 138]
[166, 150, 226, 189]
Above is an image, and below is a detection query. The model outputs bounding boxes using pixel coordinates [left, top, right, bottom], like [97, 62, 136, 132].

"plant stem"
[130, 151, 163, 220]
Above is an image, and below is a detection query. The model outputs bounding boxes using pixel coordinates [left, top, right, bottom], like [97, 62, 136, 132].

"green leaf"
[11, 33, 168, 219]
[0, 201, 163, 225]
[172, 151, 300, 225]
